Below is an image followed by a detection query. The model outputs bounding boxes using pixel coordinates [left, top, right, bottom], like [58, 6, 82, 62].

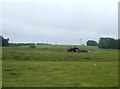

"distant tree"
[118, 39, 120, 49]
[1, 36, 9, 46]
[86, 40, 97, 46]
[0, 36, 2, 46]
[98, 37, 118, 49]
[29, 44, 36, 48]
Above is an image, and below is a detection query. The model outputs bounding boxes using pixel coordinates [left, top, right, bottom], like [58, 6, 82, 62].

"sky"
[1, 0, 119, 45]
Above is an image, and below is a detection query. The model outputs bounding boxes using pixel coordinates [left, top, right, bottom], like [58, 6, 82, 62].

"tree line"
[0, 36, 51, 47]
[1, 35, 120, 49]
[9, 43, 51, 47]
[86, 37, 120, 49]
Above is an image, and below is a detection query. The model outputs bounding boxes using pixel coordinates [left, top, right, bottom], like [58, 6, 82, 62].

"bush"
[29, 44, 36, 48]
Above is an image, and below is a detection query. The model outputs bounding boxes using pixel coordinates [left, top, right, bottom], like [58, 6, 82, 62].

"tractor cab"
[73, 45, 77, 48]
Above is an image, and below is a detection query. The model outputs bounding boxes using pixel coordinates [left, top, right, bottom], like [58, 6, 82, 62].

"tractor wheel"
[75, 49, 79, 52]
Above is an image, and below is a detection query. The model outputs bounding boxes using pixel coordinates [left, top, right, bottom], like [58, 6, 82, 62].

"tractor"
[67, 45, 88, 52]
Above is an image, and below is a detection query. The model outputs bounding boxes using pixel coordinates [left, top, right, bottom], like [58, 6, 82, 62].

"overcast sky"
[1, 0, 119, 45]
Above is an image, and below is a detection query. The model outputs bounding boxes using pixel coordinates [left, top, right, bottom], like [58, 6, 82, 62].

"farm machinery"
[67, 45, 88, 52]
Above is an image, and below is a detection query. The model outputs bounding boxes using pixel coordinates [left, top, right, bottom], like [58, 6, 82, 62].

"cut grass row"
[2, 46, 118, 62]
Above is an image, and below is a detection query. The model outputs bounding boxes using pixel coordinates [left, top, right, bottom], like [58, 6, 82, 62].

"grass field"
[2, 45, 118, 87]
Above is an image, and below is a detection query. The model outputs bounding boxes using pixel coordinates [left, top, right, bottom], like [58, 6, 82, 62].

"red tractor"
[67, 46, 88, 52]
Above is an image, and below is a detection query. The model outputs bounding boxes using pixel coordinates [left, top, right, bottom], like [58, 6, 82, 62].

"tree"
[0, 36, 2, 46]
[118, 39, 120, 49]
[86, 40, 97, 46]
[1, 36, 9, 46]
[98, 37, 118, 49]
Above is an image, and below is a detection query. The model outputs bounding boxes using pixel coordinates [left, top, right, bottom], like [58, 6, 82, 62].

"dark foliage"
[0, 36, 9, 46]
[9, 43, 35, 47]
[98, 37, 118, 49]
[86, 40, 97, 46]
[29, 44, 36, 48]
[118, 39, 120, 49]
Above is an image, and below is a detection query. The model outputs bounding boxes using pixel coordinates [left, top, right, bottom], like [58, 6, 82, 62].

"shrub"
[29, 44, 36, 48]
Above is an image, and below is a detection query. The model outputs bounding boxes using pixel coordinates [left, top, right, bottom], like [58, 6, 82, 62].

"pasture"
[2, 45, 118, 87]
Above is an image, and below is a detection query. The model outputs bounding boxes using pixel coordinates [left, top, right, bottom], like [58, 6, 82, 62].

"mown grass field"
[2, 45, 118, 87]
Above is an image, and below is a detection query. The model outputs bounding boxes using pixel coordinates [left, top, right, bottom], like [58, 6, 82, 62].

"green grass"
[2, 45, 118, 62]
[2, 45, 118, 87]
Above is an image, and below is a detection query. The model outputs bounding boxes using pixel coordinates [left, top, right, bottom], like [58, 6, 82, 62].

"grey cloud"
[2, 1, 118, 44]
